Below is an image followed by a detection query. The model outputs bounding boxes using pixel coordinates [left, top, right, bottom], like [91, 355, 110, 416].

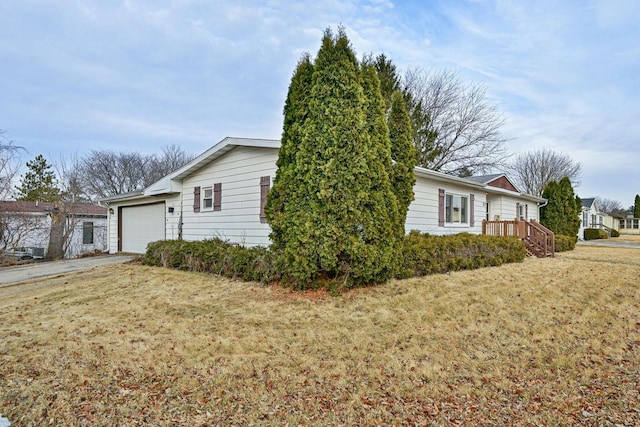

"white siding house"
[579, 198, 606, 239]
[102, 137, 546, 254]
[0, 201, 108, 259]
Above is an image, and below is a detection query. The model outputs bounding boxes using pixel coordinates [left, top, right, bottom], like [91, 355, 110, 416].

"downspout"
[178, 188, 184, 240]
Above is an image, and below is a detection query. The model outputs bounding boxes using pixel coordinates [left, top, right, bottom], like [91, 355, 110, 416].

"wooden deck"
[482, 219, 555, 257]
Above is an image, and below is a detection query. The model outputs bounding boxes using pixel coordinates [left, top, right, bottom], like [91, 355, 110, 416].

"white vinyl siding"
[406, 176, 484, 235]
[181, 146, 278, 246]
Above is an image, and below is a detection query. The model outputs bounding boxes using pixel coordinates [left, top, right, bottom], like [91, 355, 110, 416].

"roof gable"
[468, 174, 520, 192]
[581, 198, 595, 209]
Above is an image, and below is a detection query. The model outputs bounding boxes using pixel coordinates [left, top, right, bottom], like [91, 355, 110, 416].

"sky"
[1, 0, 639, 208]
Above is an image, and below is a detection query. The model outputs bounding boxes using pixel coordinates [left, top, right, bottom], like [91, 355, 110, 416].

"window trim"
[82, 221, 94, 245]
[201, 186, 213, 211]
[444, 192, 469, 226]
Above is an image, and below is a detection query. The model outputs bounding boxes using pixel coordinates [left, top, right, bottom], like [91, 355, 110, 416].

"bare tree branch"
[403, 69, 508, 175]
[595, 197, 626, 216]
[508, 148, 582, 197]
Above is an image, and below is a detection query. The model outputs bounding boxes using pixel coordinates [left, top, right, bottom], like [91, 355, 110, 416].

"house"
[579, 198, 605, 239]
[101, 137, 549, 255]
[0, 201, 108, 259]
[619, 215, 640, 235]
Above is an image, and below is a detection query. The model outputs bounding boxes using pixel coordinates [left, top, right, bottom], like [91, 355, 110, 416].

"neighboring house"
[101, 137, 548, 255]
[579, 198, 605, 239]
[619, 215, 640, 235]
[0, 201, 108, 259]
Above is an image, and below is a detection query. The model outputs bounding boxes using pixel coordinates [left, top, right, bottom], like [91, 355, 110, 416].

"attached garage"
[119, 203, 166, 253]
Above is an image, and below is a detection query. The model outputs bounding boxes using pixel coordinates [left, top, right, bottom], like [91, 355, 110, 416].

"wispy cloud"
[0, 0, 638, 205]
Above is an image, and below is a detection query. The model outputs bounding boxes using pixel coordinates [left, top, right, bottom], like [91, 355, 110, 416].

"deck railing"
[482, 219, 554, 257]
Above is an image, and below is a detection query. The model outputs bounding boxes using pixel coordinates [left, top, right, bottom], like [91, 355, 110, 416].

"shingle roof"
[581, 198, 595, 209]
[0, 201, 107, 216]
[466, 174, 505, 184]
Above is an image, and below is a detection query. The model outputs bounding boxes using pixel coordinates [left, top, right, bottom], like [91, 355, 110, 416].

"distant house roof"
[581, 198, 596, 209]
[467, 173, 521, 193]
[0, 201, 107, 216]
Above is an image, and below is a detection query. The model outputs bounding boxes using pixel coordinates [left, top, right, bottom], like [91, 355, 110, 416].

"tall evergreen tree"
[270, 28, 400, 287]
[634, 194, 640, 218]
[373, 53, 401, 111]
[265, 54, 314, 250]
[540, 177, 581, 238]
[15, 154, 60, 202]
[388, 90, 417, 235]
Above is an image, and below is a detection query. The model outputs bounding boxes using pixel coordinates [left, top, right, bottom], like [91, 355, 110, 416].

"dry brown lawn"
[1, 245, 639, 426]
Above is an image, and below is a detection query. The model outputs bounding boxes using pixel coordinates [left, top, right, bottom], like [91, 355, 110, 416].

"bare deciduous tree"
[76, 145, 194, 200]
[146, 144, 195, 185]
[508, 148, 582, 197]
[595, 197, 626, 217]
[1, 130, 22, 200]
[403, 69, 508, 175]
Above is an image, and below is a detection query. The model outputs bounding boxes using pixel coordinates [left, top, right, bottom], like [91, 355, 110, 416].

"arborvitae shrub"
[143, 239, 280, 284]
[398, 231, 526, 279]
[584, 228, 608, 240]
[554, 234, 577, 252]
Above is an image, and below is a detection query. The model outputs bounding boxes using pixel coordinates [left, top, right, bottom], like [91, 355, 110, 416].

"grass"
[1, 245, 639, 425]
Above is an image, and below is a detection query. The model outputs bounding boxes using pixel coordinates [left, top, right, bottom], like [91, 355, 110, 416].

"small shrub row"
[554, 234, 577, 252]
[143, 232, 529, 287]
[610, 228, 620, 238]
[584, 228, 608, 240]
[398, 231, 526, 279]
[143, 239, 280, 284]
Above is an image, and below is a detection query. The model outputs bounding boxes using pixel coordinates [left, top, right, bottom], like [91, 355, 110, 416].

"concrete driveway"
[0, 255, 135, 287]
[577, 240, 640, 249]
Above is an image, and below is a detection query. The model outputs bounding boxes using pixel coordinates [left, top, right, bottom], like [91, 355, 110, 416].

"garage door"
[120, 203, 166, 253]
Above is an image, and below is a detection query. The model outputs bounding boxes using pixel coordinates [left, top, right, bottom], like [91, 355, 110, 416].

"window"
[620, 219, 625, 229]
[260, 176, 270, 223]
[484, 202, 490, 221]
[82, 222, 94, 245]
[582, 211, 588, 227]
[202, 186, 213, 210]
[634, 219, 639, 229]
[445, 194, 468, 224]
[517, 203, 526, 220]
[591, 214, 596, 227]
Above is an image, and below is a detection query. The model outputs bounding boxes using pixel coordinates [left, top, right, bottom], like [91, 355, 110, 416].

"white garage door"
[121, 203, 166, 253]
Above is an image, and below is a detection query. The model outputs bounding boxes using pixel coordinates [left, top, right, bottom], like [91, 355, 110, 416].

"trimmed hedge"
[144, 233, 529, 287]
[584, 228, 608, 240]
[610, 228, 620, 238]
[554, 234, 577, 252]
[143, 239, 280, 284]
[398, 231, 526, 279]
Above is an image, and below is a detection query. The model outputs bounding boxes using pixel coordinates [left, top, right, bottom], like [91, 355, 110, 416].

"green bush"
[143, 239, 280, 284]
[554, 234, 577, 252]
[144, 233, 528, 288]
[610, 228, 620, 238]
[398, 231, 526, 279]
[584, 228, 608, 240]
